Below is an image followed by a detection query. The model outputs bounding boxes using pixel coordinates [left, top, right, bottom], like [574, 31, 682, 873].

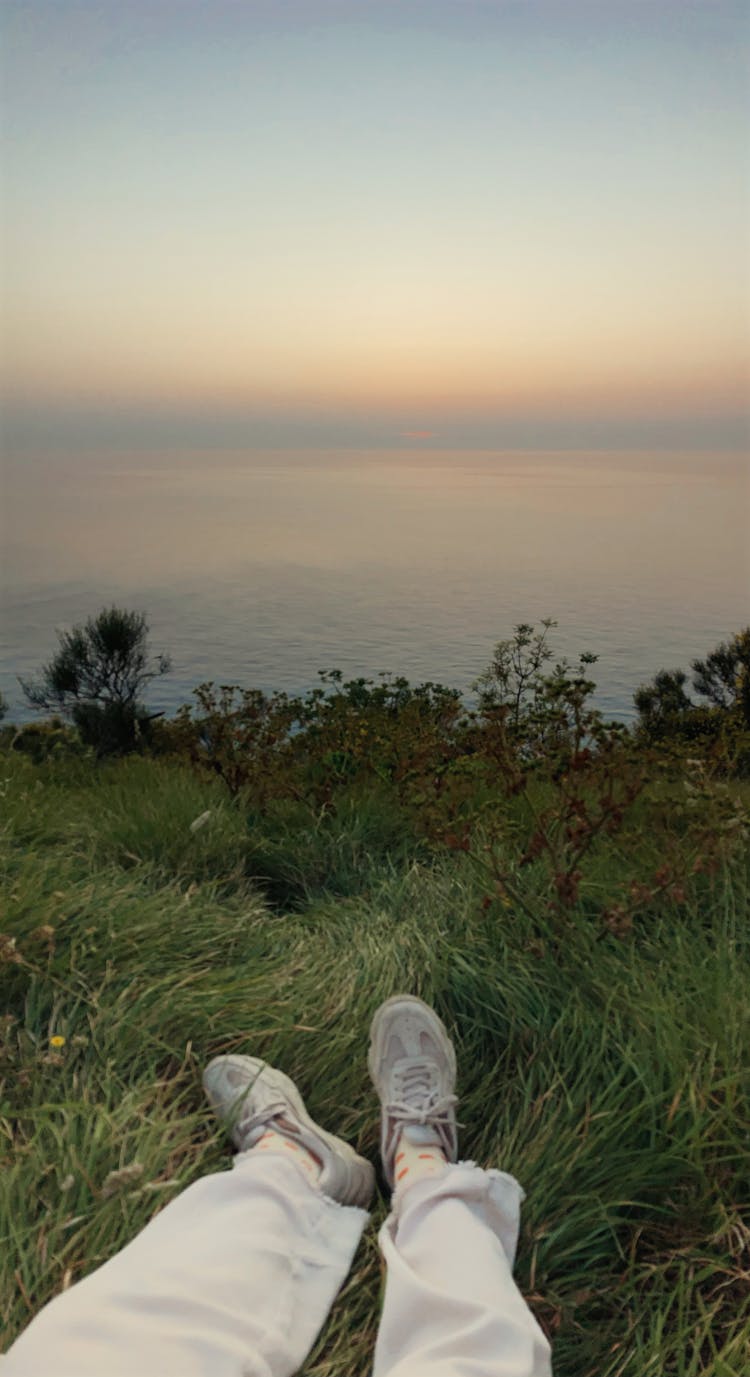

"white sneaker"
[203, 1054, 375, 1208]
[368, 995, 458, 1186]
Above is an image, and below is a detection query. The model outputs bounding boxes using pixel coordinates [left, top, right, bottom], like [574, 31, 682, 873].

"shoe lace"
[232, 1100, 290, 1144]
[385, 1058, 458, 1152]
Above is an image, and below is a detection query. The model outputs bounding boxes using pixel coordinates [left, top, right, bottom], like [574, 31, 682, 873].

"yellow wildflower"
[49, 1035, 66, 1048]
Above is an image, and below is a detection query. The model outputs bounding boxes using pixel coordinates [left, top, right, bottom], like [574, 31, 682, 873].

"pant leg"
[3, 1152, 369, 1377]
[373, 1163, 552, 1377]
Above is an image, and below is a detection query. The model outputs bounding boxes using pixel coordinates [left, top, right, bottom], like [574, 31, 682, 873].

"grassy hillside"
[1, 748, 748, 1375]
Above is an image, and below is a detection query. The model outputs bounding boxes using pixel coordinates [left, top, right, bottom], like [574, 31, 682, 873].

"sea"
[1, 448, 747, 725]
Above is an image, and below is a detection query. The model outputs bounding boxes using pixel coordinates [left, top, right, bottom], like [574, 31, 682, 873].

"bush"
[635, 628, 750, 748]
[71, 701, 166, 758]
[9, 718, 91, 765]
[19, 607, 171, 758]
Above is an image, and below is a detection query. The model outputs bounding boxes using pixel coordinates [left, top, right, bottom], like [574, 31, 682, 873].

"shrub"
[464, 624, 648, 931]
[9, 717, 90, 765]
[19, 607, 171, 757]
[692, 627, 750, 724]
[634, 628, 750, 750]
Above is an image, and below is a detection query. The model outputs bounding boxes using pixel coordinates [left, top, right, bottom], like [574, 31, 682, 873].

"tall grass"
[1, 750, 748, 1375]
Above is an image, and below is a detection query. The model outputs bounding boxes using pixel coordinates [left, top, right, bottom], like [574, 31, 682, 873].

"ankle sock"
[252, 1126, 321, 1182]
[393, 1125, 447, 1194]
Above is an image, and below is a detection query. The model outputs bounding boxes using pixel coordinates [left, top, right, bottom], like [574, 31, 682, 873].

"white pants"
[3, 1153, 552, 1377]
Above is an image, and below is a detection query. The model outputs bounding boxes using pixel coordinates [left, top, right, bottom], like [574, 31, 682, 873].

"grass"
[1, 748, 748, 1375]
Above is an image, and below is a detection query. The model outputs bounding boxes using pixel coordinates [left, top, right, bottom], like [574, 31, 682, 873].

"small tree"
[19, 607, 171, 755]
[691, 629, 750, 727]
[0, 690, 7, 723]
[473, 619, 558, 731]
[473, 618, 598, 750]
[468, 621, 648, 932]
[633, 669, 693, 738]
[635, 629, 750, 744]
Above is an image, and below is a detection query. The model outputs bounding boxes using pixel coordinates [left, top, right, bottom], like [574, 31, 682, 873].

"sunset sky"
[2, 0, 748, 452]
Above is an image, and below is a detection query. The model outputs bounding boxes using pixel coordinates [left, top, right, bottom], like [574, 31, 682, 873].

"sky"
[1, 0, 748, 453]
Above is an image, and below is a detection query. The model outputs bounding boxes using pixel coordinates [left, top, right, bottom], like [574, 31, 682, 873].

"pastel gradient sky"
[2, 0, 748, 452]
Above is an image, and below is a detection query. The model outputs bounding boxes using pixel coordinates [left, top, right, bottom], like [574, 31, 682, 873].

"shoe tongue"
[401, 1123, 442, 1147]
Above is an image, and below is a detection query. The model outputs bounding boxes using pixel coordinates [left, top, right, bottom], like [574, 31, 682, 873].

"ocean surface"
[1, 449, 748, 725]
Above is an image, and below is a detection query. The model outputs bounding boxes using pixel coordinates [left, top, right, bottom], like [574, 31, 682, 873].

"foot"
[203, 1054, 375, 1208]
[368, 994, 458, 1187]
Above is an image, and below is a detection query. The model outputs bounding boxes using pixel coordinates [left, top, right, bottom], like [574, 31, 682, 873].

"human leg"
[3, 1057, 373, 1377]
[368, 996, 552, 1377]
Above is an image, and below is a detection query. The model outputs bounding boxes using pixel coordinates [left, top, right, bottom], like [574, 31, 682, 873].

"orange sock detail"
[393, 1133, 448, 1195]
[251, 1128, 321, 1180]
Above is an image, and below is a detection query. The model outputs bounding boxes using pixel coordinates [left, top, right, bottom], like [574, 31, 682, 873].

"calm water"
[1, 449, 748, 724]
